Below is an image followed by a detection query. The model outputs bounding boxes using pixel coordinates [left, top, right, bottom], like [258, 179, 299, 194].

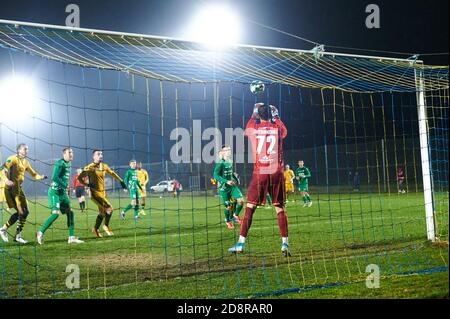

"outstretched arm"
[106, 165, 126, 189]
[106, 165, 123, 183]
[245, 103, 263, 134]
[26, 162, 46, 180]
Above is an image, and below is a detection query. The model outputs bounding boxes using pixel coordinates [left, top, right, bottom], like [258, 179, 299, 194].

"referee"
[73, 168, 88, 212]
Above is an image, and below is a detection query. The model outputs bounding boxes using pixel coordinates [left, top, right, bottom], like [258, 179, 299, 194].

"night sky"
[1, 0, 448, 65]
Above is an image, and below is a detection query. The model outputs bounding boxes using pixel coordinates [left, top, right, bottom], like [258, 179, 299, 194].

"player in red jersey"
[73, 168, 87, 212]
[397, 166, 406, 194]
[228, 103, 291, 257]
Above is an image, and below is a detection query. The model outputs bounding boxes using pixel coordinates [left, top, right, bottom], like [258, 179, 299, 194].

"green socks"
[235, 203, 243, 217]
[41, 212, 75, 236]
[133, 205, 140, 218]
[67, 211, 75, 237]
[224, 208, 232, 222]
[123, 204, 133, 213]
[40, 214, 59, 234]
[68, 224, 74, 237]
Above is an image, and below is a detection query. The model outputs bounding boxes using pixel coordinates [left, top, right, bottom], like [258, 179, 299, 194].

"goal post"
[415, 68, 436, 242]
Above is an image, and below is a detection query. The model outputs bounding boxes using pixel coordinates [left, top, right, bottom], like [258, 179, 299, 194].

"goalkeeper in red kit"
[228, 103, 291, 257]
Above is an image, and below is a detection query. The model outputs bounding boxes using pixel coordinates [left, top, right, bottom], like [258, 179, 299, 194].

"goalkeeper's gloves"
[253, 103, 264, 124]
[253, 103, 264, 117]
[269, 105, 279, 123]
[252, 106, 259, 117]
[120, 181, 127, 189]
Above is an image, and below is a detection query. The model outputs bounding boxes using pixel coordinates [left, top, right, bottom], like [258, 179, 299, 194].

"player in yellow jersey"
[284, 165, 295, 202]
[136, 162, 149, 216]
[77, 150, 126, 238]
[0, 167, 10, 213]
[0, 144, 47, 244]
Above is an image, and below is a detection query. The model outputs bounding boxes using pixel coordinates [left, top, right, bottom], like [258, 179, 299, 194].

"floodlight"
[185, 4, 242, 49]
[0, 75, 37, 120]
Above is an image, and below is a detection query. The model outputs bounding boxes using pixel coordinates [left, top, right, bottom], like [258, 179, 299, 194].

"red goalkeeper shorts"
[246, 169, 286, 206]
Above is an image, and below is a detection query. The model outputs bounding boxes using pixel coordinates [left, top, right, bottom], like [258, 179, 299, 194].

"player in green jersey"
[295, 160, 312, 207]
[213, 145, 244, 230]
[37, 147, 84, 245]
[120, 160, 143, 221]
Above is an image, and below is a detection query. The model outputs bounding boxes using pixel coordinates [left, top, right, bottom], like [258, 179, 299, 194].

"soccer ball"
[250, 81, 265, 94]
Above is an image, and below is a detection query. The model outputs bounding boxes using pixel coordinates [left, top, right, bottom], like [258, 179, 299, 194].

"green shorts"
[219, 185, 243, 207]
[298, 184, 309, 192]
[129, 189, 140, 201]
[48, 188, 71, 213]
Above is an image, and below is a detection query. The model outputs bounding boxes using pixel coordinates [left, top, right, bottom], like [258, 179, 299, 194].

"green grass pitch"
[0, 190, 448, 299]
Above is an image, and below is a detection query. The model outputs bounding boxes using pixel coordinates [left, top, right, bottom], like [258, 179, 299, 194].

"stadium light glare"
[0, 75, 37, 120]
[184, 4, 242, 49]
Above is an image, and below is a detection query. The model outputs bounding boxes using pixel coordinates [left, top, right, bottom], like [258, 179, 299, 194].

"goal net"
[0, 20, 448, 298]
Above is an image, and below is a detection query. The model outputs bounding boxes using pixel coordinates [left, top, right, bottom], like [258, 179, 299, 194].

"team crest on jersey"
[259, 155, 273, 164]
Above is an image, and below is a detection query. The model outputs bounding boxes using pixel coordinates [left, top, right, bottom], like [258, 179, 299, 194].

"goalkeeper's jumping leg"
[275, 205, 291, 257]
